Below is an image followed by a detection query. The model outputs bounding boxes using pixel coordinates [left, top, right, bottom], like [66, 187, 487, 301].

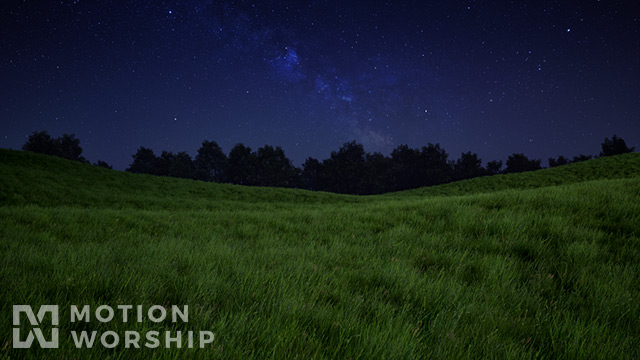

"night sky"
[1, 0, 639, 170]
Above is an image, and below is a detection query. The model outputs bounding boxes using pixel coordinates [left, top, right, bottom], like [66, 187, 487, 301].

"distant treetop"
[22, 130, 87, 163]
[600, 135, 634, 157]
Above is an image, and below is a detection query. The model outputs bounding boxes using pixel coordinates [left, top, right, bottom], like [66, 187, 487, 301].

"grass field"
[1, 148, 639, 359]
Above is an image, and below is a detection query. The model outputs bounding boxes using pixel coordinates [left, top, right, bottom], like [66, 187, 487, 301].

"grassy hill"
[392, 151, 640, 197]
[1, 148, 639, 359]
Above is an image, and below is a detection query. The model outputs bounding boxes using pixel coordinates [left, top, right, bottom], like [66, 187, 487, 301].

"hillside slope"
[1, 149, 639, 359]
[0, 148, 361, 210]
[392, 151, 640, 197]
[2, 148, 639, 208]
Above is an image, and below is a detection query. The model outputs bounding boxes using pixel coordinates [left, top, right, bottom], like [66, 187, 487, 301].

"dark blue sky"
[1, 0, 639, 170]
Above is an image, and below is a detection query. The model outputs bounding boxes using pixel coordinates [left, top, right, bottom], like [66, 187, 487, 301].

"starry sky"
[1, 0, 639, 170]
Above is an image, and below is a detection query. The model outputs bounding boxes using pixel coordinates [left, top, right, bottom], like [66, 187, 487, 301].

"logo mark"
[13, 305, 59, 348]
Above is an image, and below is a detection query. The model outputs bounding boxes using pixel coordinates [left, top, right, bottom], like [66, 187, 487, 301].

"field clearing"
[1, 149, 639, 359]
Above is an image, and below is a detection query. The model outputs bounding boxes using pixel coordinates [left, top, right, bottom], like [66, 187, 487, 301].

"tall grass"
[1, 149, 639, 359]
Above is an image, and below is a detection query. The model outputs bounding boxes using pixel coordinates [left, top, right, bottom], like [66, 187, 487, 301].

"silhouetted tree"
[572, 154, 593, 163]
[126, 147, 158, 174]
[321, 141, 368, 194]
[421, 143, 452, 186]
[254, 145, 298, 187]
[195, 140, 227, 182]
[22, 130, 86, 162]
[56, 133, 86, 162]
[94, 160, 112, 169]
[170, 151, 196, 179]
[301, 157, 323, 191]
[486, 160, 503, 174]
[600, 135, 634, 157]
[22, 130, 58, 155]
[548, 155, 569, 168]
[226, 143, 257, 185]
[505, 153, 541, 173]
[454, 151, 485, 180]
[154, 151, 175, 176]
[148, 151, 196, 178]
[365, 152, 395, 194]
[390, 145, 423, 190]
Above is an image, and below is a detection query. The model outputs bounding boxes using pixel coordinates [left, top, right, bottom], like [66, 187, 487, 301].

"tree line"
[22, 130, 635, 195]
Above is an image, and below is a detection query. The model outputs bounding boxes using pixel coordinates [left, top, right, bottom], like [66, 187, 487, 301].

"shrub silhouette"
[23, 130, 87, 162]
[505, 153, 541, 173]
[600, 135, 634, 157]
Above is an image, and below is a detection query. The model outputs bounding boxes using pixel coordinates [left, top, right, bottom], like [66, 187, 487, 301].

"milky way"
[1, 0, 638, 169]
